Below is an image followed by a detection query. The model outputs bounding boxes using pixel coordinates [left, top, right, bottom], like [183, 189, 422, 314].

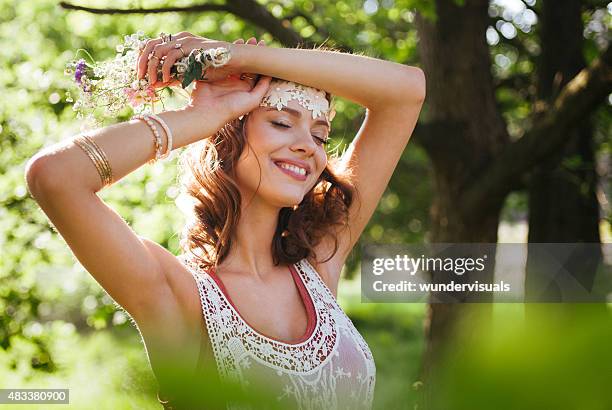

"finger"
[161, 48, 186, 84]
[147, 53, 162, 85]
[137, 38, 163, 80]
[233, 39, 245, 44]
[145, 35, 193, 84]
[246, 37, 257, 45]
[249, 75, 272, 99]
[137, 32, 195, 78]
[147, 42, 175, 85]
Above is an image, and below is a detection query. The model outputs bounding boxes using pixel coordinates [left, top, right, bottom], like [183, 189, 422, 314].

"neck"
[218, 195, 284, 279]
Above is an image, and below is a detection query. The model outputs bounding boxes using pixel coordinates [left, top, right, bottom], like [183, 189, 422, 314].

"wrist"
[158, 107, 220, 150]
[182, 104, 230, 136]
[230, 43, 255, 74]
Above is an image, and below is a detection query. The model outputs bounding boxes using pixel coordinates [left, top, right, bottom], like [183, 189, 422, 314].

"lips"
[273, 160, 308, 181]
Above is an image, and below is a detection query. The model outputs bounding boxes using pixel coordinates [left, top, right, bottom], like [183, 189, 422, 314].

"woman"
[25, 33, 425, 409]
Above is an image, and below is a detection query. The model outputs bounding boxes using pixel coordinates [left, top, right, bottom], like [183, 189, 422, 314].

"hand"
[187, 37, 268, 119]
[136, 32, 236, 88]
[177, 37, 270, 120]
[188, 71, 272, 123]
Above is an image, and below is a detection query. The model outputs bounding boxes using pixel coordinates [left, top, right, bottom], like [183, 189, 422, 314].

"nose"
[289, 127, 318, 156]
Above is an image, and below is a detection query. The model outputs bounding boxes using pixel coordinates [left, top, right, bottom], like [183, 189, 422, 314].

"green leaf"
[181, 69, 195, 89]
[181, 61, 200, 88]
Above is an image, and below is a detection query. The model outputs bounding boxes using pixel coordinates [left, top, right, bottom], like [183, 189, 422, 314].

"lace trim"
[206, 263, 317, 344]
[180, 255, 339, 375]
[300, 259, 376, 364]
[180, 254, 377, 408]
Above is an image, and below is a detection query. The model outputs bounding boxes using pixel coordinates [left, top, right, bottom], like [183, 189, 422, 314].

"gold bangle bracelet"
[73, 137, 106, 181]
[73, 135, 113, 186]
[85, 135, 113, 182]
[74, 136, 112, 186]
[80, 136, 112, 184]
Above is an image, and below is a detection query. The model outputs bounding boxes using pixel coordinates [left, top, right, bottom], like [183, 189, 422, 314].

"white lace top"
[179, 254, 376, 410]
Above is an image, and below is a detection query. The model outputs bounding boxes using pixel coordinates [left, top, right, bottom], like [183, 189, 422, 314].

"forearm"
[234, 44, 426, 109]
[27, 107, 219, 194]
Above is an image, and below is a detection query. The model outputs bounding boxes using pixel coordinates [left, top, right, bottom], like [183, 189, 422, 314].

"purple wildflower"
[74, 59, 86, 84]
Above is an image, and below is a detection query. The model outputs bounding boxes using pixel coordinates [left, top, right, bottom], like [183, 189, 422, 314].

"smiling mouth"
[273, 161, 309, 181]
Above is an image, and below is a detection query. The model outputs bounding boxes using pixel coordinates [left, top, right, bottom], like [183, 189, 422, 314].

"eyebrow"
[265, 107, 330, 129]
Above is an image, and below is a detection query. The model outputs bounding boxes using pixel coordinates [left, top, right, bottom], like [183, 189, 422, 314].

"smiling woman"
[178, 86, 355, 271]
[26, 33, 425, 409]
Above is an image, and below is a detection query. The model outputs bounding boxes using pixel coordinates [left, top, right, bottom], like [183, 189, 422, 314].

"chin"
[269, 191, 305, 209]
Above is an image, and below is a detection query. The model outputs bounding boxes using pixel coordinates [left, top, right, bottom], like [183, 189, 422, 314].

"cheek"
[233, 140, 277, 188]
[317, 152, 328, 173]
[244, 121, 284, 154]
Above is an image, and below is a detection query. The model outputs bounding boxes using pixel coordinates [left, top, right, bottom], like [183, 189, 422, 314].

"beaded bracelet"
[132, 114, 164, 164]
[146, 113, 173, 160]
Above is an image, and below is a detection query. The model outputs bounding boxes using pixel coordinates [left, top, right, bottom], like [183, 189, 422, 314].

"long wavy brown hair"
[177, 89, 358, 272]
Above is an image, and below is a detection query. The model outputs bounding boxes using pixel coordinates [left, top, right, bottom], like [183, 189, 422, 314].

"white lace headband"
[259, 79, 335, 122]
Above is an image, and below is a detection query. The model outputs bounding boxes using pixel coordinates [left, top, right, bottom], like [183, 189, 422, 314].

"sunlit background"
[1, 0, 610, 408]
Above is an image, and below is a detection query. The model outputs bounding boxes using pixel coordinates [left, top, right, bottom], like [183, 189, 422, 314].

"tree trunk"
[415, 1, 509, 407]
[525, 0, 603, 302]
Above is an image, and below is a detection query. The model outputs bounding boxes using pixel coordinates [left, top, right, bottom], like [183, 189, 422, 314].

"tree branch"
[227, 0, 303, 46]
[459, 45, 612, 217]
[58, 1, 229, 14]
[411, 120, 469, 161]
[59, 0, 304, 46]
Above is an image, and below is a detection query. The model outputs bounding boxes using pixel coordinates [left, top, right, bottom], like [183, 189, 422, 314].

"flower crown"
[260, 79, 335, 122]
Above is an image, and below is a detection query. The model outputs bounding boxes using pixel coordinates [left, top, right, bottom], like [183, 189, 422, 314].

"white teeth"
[277, 162, 306, 176]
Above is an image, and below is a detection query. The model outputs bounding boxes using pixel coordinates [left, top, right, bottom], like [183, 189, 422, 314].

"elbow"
[25, 154, 47, 198]
[367, 66, 426, 110]
[25, 153, 60, 197]
[405, 66, 426, 105]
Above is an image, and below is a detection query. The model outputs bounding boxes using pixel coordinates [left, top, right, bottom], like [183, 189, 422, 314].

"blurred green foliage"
[431, 304, 612, 410]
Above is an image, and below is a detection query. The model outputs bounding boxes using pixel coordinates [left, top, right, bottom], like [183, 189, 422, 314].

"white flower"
[175, 62, 189, 74]
[259, 79, 331, 121]
[210, 47, 231, 67]
[262, 81, 294, 111]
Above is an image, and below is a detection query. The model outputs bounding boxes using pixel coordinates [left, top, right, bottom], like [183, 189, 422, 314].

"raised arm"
[232, 44, 426, 289]
[24, 53, 271, 323]
[24, 108, 218, 322]
[233, 44, 425, 111]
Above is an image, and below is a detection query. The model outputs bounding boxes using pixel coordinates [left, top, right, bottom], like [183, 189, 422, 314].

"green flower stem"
[74, 49, 96, 66]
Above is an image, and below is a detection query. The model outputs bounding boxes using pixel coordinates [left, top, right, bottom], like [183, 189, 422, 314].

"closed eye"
[270, 121, 329, 146]
[271, 121, 290, 128]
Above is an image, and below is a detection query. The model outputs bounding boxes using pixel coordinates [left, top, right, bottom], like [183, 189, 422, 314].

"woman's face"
[235, 99, 330, 208]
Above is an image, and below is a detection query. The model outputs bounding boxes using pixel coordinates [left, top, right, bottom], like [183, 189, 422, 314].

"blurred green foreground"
[1, 302, 610, 409]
